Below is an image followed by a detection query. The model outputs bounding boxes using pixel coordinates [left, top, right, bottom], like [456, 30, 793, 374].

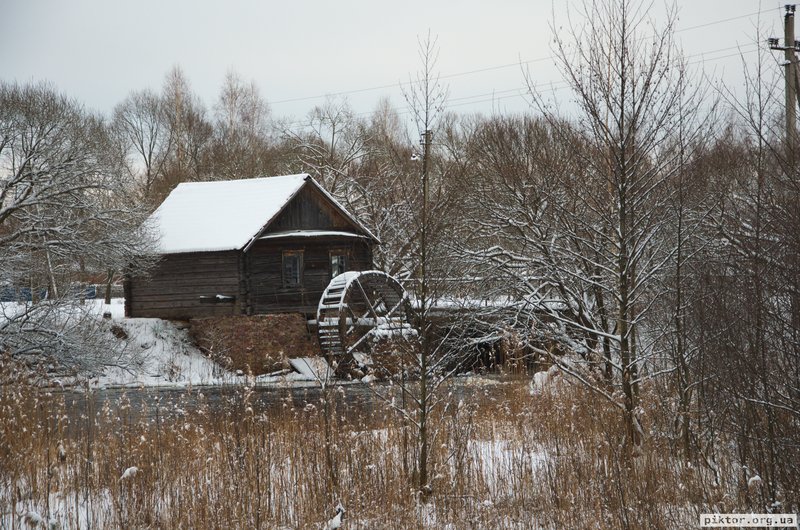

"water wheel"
[317, 270, 412, 376]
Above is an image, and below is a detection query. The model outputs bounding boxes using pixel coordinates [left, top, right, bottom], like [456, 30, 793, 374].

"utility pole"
[420, 129, 431, 288]
[770, 7, 800, 413]
[769, 5, 800, 151]
[417, 127, 431, 495]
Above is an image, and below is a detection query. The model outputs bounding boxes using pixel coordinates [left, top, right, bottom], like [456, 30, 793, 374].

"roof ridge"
[175, 173, 309, 188]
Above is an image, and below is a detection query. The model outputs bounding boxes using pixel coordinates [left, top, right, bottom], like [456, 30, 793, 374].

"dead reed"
[0, 375, 755, 529]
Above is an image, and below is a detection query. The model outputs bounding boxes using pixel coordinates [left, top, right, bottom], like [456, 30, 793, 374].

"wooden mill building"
[125, 174, 378, 319]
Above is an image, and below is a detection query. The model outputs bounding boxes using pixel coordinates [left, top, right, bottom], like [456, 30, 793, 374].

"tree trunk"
[105, 269, 114, 305]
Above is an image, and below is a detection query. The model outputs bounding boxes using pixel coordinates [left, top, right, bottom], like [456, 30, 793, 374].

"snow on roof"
[259, 230, 369, 240]
[148, 174, 309, 254]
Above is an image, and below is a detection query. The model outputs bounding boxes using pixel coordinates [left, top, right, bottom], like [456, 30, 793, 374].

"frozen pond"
[55, 375, 515, 424]
[58, 383, 393, 423]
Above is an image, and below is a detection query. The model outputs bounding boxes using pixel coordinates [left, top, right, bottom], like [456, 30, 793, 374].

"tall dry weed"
[0, 373, 771, 529]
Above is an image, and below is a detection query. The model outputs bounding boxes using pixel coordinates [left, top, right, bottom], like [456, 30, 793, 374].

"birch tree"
[111, 89, 174, 205]
[207, 70, 277, 180]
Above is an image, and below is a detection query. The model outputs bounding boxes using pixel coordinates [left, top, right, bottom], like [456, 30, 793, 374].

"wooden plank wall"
[127, 251, 241, 319]
[246, 239, 372, 315]
[270, 186, 354, 232]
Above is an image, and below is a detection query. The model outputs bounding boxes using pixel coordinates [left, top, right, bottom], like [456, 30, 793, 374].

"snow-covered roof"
[147, 174, 376, 254]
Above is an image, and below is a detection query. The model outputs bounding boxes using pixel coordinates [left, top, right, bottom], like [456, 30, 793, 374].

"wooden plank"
[130, 300, 238, 310]
[268, 186, 352, 232]
[131, 283, 239, 295]
[129, 294, 238, 305]
[131, 305, 237, 319]
[131, 280, 239, 290]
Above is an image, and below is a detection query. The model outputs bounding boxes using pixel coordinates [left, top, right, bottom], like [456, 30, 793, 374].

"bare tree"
[207, 70, 277, 180]
[284, 97, 368, 196]
[703, 32, 800, 507]
[457, 0, 712, 448]
[0, 81, 156, 371]
[111, 89, 174, 205]
[337, 98, 423, 276]
[216, 70, 270, 139]
[158, 66, 213, 195]
[533, 0, 719, 448]
[364, 33, 473, 497]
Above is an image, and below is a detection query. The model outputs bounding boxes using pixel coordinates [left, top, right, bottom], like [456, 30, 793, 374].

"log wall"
[246, 238, 372, 315]
[127, 251, 241, 319]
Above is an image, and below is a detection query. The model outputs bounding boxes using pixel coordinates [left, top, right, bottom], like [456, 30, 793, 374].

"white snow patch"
[259, 230, 368, 240]
[93, 316, 233, 388]
[86, 297, 126, 319]
[323, 503, 345, 530]
[289, 357, 332, 381]
[352, 352, 373, 367]
[529, 364, 561, 395]
[468, 439, 548, 495]
[120, 466, 139, 480]
[21, 511, 45, 526]
[3, 298, 353, 389]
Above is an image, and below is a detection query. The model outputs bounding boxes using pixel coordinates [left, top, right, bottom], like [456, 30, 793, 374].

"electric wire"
[270, 8, 777, 107]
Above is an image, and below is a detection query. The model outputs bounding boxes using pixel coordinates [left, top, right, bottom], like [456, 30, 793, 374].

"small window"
[330, 252, 348, 278]
[283, 251, 303, 288]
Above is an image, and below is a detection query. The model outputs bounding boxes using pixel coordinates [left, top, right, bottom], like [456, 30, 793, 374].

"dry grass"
[0, 373, 755, 529]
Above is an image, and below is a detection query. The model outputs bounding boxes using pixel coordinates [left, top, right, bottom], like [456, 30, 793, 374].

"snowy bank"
[91, 300, 325, 388]
[4, 298, 325, 389]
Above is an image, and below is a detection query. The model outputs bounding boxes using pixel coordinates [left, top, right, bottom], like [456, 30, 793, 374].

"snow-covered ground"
[92, 299, 327, 388]
[4, 298, 324, 389]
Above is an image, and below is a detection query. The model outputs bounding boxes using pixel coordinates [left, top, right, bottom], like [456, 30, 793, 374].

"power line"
[276, 43, 761, 134]
[675, 9, 774, 33]
[445, 47, 762, 111]
[270, 8, 775, 107]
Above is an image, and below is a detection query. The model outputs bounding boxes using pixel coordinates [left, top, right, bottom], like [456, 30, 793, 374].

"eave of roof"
[258, 230, 370, 240]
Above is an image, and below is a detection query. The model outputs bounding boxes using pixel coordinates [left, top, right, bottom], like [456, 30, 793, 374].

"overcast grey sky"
[0, 1, 786, 122]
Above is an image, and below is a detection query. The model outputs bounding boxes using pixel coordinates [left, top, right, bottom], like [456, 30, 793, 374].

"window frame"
[282, 250, 304, 288]
[329, 250, 348, 279]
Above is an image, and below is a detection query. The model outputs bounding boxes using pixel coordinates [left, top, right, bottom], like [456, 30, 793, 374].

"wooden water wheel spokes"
[317, 270, 411, 376]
